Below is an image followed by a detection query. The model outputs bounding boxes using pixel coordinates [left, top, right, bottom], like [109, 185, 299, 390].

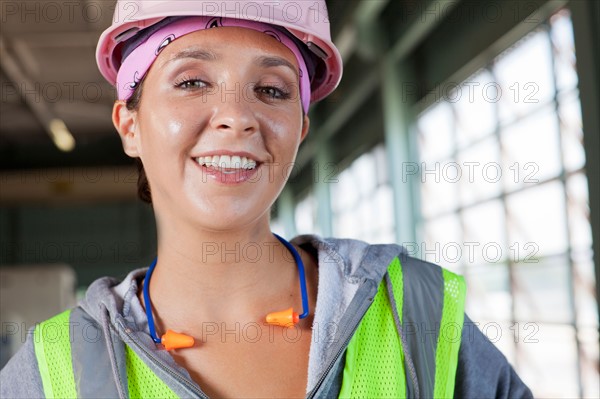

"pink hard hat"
[96, 0, 343, 104]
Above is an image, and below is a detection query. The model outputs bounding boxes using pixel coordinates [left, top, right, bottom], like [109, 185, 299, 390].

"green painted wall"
[0, 201, 156, 288]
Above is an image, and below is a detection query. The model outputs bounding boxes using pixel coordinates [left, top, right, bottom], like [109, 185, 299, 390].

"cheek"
[263, 112, 303, 146]
[166, 119, 184, 139]
[150, 105, 184, 135]
[140, 106, 195, 152]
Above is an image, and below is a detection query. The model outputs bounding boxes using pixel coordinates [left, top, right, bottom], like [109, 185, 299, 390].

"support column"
[381, 57, 419, 245]
[314, 139, 333, 237]
[571, 0, 600, 331]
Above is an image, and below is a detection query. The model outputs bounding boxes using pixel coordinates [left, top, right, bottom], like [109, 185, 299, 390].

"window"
[294, 190, 319, 236]
[331, 144, 395, 243]
[416, 9, 598, 398]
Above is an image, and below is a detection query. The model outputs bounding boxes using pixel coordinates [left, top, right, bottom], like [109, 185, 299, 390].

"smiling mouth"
[195, 155, 259, 172]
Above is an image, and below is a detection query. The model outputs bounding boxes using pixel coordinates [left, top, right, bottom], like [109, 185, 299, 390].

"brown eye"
[174, 77, 207, 90]
[257, 86, 290, 100]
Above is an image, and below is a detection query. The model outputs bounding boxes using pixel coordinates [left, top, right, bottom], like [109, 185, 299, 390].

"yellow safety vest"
[33, 257, 465, 398]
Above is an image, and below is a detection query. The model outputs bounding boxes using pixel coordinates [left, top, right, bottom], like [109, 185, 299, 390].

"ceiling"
[1, 1, 125, 169]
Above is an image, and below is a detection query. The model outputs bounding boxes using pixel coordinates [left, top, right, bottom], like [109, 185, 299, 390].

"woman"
[0, 1, 532, 398]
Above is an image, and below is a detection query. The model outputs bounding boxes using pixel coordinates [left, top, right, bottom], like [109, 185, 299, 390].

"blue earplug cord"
[143, 233, 310, 343]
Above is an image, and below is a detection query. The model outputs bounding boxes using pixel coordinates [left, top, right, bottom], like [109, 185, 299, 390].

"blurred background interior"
[0, 0, 598, 397]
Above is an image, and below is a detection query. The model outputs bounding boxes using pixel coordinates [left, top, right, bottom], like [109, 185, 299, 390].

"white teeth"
[218, 155, 231, 168]
[196, 155, 257, 170]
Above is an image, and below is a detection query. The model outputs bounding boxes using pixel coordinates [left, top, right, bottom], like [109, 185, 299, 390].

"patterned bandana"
[116, 16, 311, 112]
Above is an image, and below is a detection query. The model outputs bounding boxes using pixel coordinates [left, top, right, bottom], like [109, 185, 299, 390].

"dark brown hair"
[125, 80, 152, 204]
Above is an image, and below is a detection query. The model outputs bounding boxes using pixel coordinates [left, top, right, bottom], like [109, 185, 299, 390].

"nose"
[209, 92, 259, 135]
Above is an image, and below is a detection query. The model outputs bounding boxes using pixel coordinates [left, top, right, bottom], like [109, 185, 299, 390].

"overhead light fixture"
[48, 119, 76, 152]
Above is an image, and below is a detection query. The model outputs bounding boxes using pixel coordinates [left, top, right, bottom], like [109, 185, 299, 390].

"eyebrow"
[163, 49, 298, 75]
[164, 49, 218, 65]
[256, 56, 298, 75]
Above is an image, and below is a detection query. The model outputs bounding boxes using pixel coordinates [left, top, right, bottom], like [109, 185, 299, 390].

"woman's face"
[114, 27, 309, 231]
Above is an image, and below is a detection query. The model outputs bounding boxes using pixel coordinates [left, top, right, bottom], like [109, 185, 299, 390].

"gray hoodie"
[1, 235, 532, 398]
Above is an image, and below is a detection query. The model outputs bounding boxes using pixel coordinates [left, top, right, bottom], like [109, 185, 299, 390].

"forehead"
[156, 26, 299, 68]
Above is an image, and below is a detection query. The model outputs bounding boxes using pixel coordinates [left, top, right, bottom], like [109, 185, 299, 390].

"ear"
[300, 114, 310, 143]
[112, 100, 141, 158]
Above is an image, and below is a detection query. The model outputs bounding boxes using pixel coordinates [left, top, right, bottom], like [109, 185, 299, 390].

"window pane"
[519, 325, 579, 398]
[501, 105, 562, 193]
[331, 168, 358, 213]
[417, 102, 454, 162]
[373, 184, 394, 232]
[465, 263, 512, 322]
[295, 193, 317, 235]
[353, 152, 377, 198]
[457, 136, 502, 206]
[422, 214, 462, 266]
[462, 200, 506, 264]
[420, 159, 460, 218]
[454, 69, 498, 148]
[507, 181, 568, 257]
[333, 210, 358, 238]
[559, 93, 586, 172]
[495, 31, 555, 123]
[550, 10, 579, 92]
[513, 255, 572, 323]
[332, 147, 393, 243]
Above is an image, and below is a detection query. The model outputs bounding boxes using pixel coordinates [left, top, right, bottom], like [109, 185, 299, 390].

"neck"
[146, 219, 300, 325]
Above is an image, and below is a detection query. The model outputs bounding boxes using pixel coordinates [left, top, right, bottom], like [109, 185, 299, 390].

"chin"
[190, 204, 266, 231]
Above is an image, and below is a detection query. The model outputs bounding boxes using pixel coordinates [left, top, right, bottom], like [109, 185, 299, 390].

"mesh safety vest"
[33, 257, 465, 398]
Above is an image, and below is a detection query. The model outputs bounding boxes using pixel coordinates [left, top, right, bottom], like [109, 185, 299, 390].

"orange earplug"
[161, 330, 195, 351]
[266, 307, 299, 328]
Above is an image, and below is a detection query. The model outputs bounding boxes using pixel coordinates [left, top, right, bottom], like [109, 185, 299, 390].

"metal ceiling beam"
[13, 32, 98, 48]
[0, 37, 75, 151]
[389, 0, 462, 62]
[330, 1, 390, 63]
[0, 166, 138, 204]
